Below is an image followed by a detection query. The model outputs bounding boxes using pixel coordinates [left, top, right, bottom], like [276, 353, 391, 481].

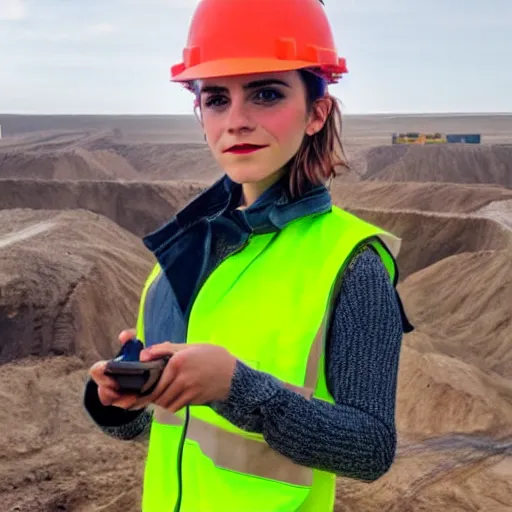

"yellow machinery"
[392, 132, 447, 144]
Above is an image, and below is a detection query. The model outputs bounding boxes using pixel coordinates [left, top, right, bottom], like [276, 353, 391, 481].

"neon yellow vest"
[136, 206, 400, 512]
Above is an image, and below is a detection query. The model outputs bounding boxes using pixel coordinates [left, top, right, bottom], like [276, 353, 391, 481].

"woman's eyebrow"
[199, 79, 291, 95]
[243, 79, 291, 90]
[199, 85, 227, 95]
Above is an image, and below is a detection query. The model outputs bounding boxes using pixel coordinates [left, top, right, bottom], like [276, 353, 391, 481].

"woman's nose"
[226, 98, 255, 135]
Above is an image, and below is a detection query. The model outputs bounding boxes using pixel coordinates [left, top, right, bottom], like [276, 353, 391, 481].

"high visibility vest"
[136, 206, 401, 512]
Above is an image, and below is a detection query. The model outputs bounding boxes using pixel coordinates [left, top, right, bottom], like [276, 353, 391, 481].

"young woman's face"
[198, 71, 320, 188]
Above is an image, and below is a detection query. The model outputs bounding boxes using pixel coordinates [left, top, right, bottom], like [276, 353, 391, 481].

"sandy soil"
[361, 144, 512, 187]
[0, 114, 511, 511]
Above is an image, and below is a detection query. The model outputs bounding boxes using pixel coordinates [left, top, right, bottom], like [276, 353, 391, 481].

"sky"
[0, 0, 511, 115]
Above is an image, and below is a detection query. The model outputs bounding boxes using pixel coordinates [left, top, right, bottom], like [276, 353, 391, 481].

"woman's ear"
[306, 96, 333, 136]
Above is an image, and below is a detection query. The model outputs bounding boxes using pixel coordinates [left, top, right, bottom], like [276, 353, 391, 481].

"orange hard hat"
[170, 0, 347, 85]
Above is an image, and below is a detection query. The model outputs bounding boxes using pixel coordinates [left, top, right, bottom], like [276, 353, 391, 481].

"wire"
[173, 405, 190, 512]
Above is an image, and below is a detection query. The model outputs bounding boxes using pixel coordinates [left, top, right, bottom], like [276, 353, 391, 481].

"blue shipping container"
[446, 134, 481, 144]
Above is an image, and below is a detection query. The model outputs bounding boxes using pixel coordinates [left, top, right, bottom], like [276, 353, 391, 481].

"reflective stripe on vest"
[154, 408, 313, 486]
[139, 206, 401, 512]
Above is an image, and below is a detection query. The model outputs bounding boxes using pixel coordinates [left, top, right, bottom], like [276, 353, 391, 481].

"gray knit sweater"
[83, 246, 404, 482]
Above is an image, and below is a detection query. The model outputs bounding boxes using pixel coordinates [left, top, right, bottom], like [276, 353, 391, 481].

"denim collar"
[143, 173, 332, 253]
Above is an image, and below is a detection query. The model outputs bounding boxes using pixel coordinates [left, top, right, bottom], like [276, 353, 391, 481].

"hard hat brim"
[171, 58, 344, 84]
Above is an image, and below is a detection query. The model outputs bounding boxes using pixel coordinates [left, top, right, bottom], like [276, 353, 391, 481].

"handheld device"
[104, 338, 169, 396]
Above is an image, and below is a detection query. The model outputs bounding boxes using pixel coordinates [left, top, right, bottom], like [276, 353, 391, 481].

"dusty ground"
[0, 114, 511, 511]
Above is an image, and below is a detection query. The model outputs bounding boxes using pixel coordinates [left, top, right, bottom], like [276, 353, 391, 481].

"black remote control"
[105, 338, 170, 395]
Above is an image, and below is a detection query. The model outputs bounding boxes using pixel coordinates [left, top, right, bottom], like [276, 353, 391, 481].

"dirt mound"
[339, 332, 512, 510]
[6, 128, 512, 187]
[0, 354, 145, 512]
[0, 114, 204, 144]
[0, 130, 118, 152]
[336, 431, 512, 511]
[4, 179, 512, 243]
[0, 129, 353, 184]
[2, 179, 510, 281]
[0, 208, 155, 511]
[361, 144, 512, 188]
[349, 207, 512, 279]
[0, 179, 203, 237]
[396, 345, 512, 436]
[399, 249, 512, 377]
[0, 209, 153, 365]
[0, 133, 223, 182]
[0, 355, 147, 512]
[332, 180, 512, 214]
[474, 199, 512, 230]
[85, 140, 222, 181]
[0, 148, 141, 181]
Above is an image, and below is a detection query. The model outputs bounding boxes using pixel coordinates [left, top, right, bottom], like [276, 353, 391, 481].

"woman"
[84, 1, 413, 511]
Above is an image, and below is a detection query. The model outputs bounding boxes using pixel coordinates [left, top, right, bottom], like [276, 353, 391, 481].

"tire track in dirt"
[0, 221, 56, 250]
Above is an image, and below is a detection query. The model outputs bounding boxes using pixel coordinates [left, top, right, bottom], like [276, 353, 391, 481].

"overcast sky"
[1, 0, 511, 115]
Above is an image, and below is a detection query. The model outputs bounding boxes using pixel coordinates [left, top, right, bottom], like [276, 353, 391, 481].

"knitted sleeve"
[209, 246, 403, 480]
[83, 378, 152, 442]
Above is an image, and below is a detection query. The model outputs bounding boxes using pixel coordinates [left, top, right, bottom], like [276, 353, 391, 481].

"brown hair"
[288, 70, 350, 198]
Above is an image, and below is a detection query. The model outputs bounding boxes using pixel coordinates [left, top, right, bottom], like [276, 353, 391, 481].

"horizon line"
[1, 112, 512, 117]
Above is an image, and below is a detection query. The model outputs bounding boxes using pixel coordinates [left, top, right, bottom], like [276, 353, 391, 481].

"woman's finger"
[112, 393, 140, 410]
[157, 375, 187, 410]
[119, 328, 137, 344]
[89, 361, 106, 379]
[98, 386, 122, 406]
[123, 393, 154, 411]
[167, 388, 197, 414]
[141, 357, 177, 404]
[140, 342, 187, 362]
[89, 361, 118, 389]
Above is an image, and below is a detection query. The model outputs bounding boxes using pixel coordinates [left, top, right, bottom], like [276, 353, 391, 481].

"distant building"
[392, 132, 481, 145]
[445, 134, 481, 144]
[392, 132, 447, 144]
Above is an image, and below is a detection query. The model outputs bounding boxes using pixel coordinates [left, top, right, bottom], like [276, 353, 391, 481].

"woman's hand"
[111, 342, 237, 413]
[88, 328, 136, 406]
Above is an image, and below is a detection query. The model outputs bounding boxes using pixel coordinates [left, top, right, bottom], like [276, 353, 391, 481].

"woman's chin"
[224, 166, 275, 185]
[224, 162, 282, 184]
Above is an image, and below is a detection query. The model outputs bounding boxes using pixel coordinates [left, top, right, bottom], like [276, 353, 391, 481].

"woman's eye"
[254, 88, 285, 104]
[204, 95, 228, 108]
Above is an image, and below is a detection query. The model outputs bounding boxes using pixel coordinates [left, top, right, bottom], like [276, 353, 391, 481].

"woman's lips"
[225, 144, 268, 154]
